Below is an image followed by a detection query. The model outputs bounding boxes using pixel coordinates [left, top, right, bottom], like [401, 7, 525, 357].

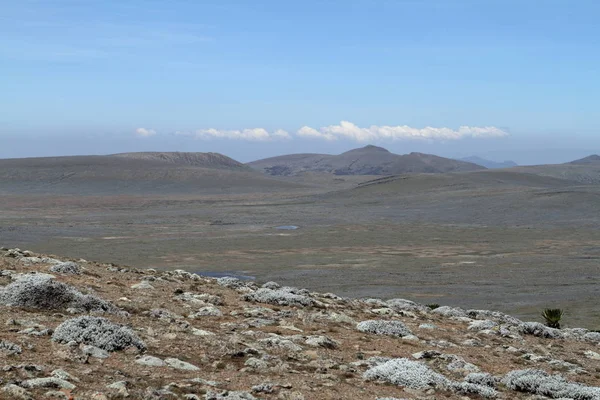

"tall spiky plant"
[542, 308, 564, 329]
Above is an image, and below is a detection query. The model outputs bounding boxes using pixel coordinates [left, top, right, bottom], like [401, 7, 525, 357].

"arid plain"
[2, 149, 600, 328]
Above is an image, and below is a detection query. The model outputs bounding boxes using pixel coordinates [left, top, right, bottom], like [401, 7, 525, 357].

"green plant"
[426, 303, 441, 310]
[542, 308, 564, 329]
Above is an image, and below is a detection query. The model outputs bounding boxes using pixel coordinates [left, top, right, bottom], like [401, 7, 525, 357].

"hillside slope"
[0, 155, 304, 195]
[249, 145, 485, 176]
[112, 152, 249, 170]
[2, 247, 600, 399]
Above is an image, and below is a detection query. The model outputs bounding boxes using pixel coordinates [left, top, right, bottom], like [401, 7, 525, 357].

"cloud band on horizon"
[135, 121, 508, 141]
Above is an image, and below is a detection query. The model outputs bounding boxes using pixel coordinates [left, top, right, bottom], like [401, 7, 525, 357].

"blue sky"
[1, 0, 599, 164]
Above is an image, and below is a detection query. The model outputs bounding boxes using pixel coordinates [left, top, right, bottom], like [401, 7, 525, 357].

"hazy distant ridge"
[459, 156, 518, 169]
[248, 145, 485, 176]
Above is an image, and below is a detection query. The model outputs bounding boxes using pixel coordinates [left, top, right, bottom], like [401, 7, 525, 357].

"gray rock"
[189, 306, 223, 318]
[244, 357, 269, 370]
[0, 340, 22, 355]
[20, 377, 75, 390]
[259, 336, 303, 352]
[51, 369, 79, 382]
[386, 298, 428, 312]
[106, 381, 129, 397]
[251, 383, 274, 394]
[131, 281, 154, 290]
[164, 358, 200, 371]
[519, 322, 563, 339]
[81, 344, 110, 359]
[468, 320, 498, 331]
[305, 335, 339, 349]
[136, 355, 166, 367]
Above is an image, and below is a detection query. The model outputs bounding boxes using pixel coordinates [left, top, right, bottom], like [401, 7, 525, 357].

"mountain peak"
[342, 145, 391, 155]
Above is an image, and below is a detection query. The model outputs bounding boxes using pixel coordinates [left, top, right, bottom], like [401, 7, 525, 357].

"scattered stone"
[136, 355, 166, 367]
[164, 358, 200, 371]
[189, 306, 223, 318]
[0, 340, 22, 355]
[20, 377, 75, 390]
[131, 281, 154, 290]
[81, 344, 110, 359]
[106, 381, 129, 397]
[305, 335, 339, 349]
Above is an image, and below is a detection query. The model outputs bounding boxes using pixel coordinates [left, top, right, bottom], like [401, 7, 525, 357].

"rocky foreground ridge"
[1, 248, 600, 399]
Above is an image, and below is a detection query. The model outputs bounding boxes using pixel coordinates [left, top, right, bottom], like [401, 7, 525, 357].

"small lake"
[194, 271, 255, 280]
[275, 225, 299, 230]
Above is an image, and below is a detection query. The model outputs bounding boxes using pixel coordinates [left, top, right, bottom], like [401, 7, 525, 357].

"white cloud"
[179, 128, 290, 141]
[297, 121, 508, 141]
[135, 127, 156, 137]
[297, 126, 336, 141]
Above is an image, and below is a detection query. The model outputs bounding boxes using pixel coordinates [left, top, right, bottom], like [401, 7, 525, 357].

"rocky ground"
[1, 248, 600, 399]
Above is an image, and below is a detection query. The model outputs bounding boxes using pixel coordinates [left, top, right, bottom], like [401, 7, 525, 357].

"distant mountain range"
[458, 156, 518, 169]
[568, 154, 600, 165]
[248, 145, 485, 176]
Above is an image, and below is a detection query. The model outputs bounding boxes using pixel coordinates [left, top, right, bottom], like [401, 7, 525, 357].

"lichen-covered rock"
[468, 320, 498, 331]
[244, 288, 315, 307]
[357, 320, 413, 337]
[52, 316, 146, 352]
[386, 298, 428, 313]
[136, 355, 166, 367]
[49, 261, 82, 275]
[518, 322, 563, 339]
[363, 358, 450, 390]
[0, 340, 22, 355]
[502, 368, 600, 399]
[189, 305, 223, 318]
[164, 358, 200, 371]
[305, 335, 339, 349]
[258, 335, 303, 352]
[20, 377, 75, 390]
[0, 275, 119, 314]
